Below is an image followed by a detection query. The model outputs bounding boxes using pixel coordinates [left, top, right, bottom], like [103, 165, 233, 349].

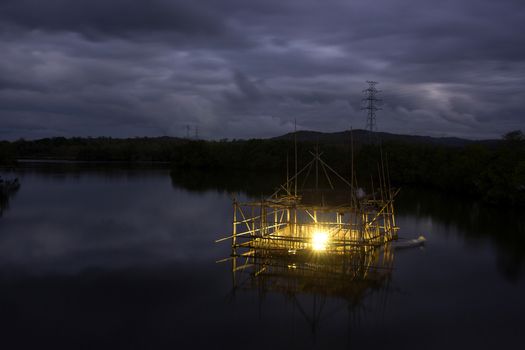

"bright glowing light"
[311, 230, 329, 251]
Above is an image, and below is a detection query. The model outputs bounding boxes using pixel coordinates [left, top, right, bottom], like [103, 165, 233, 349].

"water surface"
[1, 163, 524, 349]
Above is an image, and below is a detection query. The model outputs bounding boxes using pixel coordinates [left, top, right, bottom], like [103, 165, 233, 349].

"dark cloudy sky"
[0, 0, 524, 140]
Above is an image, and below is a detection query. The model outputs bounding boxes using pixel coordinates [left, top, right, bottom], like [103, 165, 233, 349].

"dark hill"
[273, 129, 499, 147]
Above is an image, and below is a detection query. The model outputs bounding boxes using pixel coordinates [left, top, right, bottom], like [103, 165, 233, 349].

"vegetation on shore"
[1, 131, 524, 205]
[358, 131, 525, 205]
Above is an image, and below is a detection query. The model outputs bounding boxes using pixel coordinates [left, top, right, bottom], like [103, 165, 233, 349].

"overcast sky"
[0, 0, 524, 140]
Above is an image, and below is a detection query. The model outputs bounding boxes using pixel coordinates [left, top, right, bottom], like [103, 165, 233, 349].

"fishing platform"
[217, 145, 399, 254]
[217, 140, 401, 300]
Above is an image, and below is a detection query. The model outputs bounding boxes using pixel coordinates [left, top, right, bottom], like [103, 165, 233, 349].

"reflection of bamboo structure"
[232, 244, 394, 302]
[222, 231, 396, 335]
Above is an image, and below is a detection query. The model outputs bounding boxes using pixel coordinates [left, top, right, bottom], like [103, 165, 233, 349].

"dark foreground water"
[1, 163, 524, 349]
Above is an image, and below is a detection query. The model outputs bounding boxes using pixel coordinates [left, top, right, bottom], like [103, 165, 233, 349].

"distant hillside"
[273, 129, 499, 147]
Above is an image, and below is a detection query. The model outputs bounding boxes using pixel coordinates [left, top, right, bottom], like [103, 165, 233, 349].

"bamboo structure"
[215, 139, 408, 337]
[217, 147, 399, 256]
[216, 142, 400, 331]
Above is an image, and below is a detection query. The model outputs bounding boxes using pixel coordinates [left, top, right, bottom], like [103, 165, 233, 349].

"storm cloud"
[0, 0, 524, 139]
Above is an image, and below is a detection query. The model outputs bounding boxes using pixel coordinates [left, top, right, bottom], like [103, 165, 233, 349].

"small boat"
[393, 235, 426, 250]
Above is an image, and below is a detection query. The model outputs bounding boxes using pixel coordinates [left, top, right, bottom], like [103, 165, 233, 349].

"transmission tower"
[361, 81, 382, 135]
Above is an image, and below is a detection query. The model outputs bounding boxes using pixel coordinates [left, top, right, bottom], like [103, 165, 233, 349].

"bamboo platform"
[217, 140, 400, 302]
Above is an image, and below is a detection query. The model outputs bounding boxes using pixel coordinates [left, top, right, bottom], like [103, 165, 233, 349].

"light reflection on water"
[0, 164, 524, 349]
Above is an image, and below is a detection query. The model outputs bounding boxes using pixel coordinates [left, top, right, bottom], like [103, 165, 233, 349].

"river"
[1, 162, 524, 349]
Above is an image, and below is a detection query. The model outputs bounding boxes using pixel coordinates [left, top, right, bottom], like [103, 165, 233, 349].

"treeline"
[0, 136, 338, 169]
[357, 131, 525, 205]
[1, 132, 524, 204]
[0, 141, 17, 165]
[2, 137, 185, 162]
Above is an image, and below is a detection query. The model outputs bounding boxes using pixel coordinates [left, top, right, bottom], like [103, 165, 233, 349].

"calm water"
[1, 163, 524, 349]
